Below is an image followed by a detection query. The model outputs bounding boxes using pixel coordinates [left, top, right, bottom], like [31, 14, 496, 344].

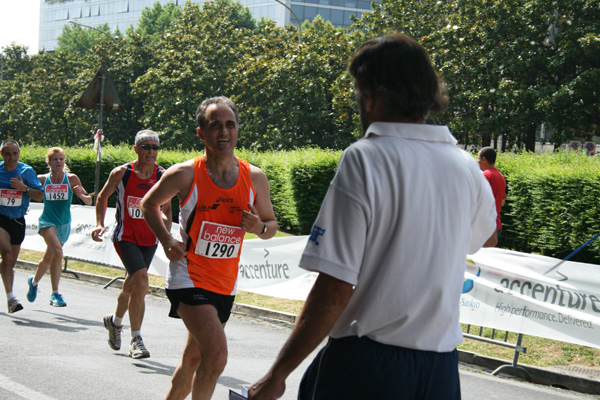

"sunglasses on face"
[139, 144, 160, 151]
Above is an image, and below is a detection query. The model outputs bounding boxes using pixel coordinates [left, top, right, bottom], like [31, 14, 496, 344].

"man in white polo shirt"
[249, 34, 497, 400]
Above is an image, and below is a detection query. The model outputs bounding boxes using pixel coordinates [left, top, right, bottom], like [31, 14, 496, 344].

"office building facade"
[39, 0, 374, 52]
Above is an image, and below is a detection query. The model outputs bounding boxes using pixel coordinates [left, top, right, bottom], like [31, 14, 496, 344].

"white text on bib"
[0, 189, 22, 207]
[195, 221, 244, 259]
[127, 196, 144, 219]
[45, 184, 68, 201]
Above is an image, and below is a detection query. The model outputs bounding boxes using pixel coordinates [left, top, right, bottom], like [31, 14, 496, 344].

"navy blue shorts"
[166, 287, 234, 324]
[113, 241, 157, 276]
[0, 215, 25, 245]
[299, 336, 461, 400]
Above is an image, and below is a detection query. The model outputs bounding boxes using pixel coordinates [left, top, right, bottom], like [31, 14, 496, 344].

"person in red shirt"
[478, 146, 507, 245]
[92, 130, 172, 359]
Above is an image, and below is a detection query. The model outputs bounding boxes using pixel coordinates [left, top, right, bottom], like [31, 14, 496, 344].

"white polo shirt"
[299, 122, 496, 352]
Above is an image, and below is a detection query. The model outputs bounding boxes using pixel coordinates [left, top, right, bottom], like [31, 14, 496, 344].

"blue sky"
[0, 0, 41, 55]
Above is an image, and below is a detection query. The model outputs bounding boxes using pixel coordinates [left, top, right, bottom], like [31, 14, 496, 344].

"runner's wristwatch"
[261, 223, 267, 235]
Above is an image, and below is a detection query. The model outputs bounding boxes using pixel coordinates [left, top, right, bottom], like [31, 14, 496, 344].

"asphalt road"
[1, 268, 598, 400]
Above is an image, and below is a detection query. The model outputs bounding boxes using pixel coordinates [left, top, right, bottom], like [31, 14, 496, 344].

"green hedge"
[18, 146, 600, 264]
[497, 151, 600, 264]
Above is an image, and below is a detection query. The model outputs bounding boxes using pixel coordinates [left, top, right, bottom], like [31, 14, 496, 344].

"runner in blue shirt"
[0, 139, 43, 313]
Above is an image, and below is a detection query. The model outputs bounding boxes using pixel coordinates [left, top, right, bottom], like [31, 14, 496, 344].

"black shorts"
[113, 241, 157, 276]
[299, 336, 461, 400]
[0, 214, 26, 245]
[166, 287, 235, 324]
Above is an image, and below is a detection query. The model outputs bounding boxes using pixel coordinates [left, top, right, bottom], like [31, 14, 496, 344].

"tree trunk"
[525, 125, 536, 152]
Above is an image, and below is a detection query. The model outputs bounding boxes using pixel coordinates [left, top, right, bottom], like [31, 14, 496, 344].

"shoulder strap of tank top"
[122, 162, 133, 187]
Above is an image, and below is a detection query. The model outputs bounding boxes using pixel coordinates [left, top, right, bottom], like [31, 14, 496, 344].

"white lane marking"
[0, 372, 58, 400]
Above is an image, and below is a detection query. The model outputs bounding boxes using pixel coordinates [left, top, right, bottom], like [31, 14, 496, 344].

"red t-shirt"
[483, 167, 506, 230]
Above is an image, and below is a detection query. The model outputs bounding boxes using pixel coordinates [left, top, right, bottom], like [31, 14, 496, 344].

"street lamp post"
[273, 0, 302, 44]
[70, 20, 121, 204]
[68, 20, 118, 43]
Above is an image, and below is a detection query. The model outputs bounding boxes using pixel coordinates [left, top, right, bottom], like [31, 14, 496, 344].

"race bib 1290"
[0, 189, 22, 207]
[195, 221, 244, 259]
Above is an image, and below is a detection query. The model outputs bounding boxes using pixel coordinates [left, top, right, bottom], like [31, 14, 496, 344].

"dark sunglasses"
[139, 144, 160, 151]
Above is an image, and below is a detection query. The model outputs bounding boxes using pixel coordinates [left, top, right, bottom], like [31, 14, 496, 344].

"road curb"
[15, 260, 600, 396]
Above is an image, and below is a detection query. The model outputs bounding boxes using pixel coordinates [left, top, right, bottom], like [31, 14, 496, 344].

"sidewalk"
[15, 260, 600, 397]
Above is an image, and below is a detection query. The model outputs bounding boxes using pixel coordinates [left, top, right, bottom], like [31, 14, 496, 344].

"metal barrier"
[62, 256, 125, 289]
[463, 324, 532, 382]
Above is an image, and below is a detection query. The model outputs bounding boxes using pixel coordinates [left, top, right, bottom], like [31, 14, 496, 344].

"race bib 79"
[0, 189, 22, 207]
[195, 221, 244, 259]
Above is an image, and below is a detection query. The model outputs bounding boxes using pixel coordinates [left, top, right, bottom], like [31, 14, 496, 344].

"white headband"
[135, 131, 160, 146]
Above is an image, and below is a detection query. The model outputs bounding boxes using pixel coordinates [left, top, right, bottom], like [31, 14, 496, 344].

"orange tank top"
[184, 156, 255, 294]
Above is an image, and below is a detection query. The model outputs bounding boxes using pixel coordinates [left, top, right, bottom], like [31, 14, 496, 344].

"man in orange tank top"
[141, 96, 277, 400]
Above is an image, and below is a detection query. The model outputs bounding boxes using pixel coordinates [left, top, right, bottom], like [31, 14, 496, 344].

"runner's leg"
[177, 303, 228, 400]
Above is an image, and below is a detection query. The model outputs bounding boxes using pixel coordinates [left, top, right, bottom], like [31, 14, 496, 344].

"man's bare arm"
[482, 230, 498, 247]
[248, 273, 353, 400]
[91, 167, 125, 241]
[141, 161, 194, 261]
[242, 166, 277, 239]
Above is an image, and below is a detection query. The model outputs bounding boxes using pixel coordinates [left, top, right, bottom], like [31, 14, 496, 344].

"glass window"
[344, 10, 354, 25]
[54, 9, 69, 21]
[317, 7, 331, 20]
[291, 5, 304, 20]
[331, 8, 343, 25]
[69, 7, 82, 19]
[319, 0, 330, 4]
[331, 0, 344, 5]
[345, 0, 356, 7]
[304, 6, 317, 21]
[357, 0, 371, 9]
[116, 0, 129, 13]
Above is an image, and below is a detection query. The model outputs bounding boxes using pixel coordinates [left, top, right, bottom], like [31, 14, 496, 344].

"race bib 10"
[127, 196, 144, 219]
[45, 184, 68, 201]
[195, 221, 244, 259]
[0, 189, 22, 207]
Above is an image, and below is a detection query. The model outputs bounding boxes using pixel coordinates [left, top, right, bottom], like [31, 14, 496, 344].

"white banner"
[237, 236, 316, 301]
[462, 248, 600, 349]
[22, 203, 172, 277]
[21, 203, 600, 348]
[22, 203, 314, 298]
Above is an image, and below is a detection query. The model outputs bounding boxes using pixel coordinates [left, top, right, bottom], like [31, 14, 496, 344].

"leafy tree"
[232, 16, 358, 150]
[127, 1, 183, 40]
[132, 0, 258, 149]
[0, 46, 87, 146]
[542, 0, 600, 145]
[56, 22, 115, 56]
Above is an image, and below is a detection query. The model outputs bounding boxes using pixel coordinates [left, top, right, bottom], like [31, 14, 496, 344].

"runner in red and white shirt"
[92, 130, 172, 359]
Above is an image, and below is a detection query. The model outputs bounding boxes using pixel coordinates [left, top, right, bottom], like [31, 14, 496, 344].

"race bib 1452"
[45, 184, 68, 201]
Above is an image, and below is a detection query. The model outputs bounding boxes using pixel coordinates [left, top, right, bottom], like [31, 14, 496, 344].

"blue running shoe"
[27, 276, 38, 302]
[49, 293, 67, 307]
